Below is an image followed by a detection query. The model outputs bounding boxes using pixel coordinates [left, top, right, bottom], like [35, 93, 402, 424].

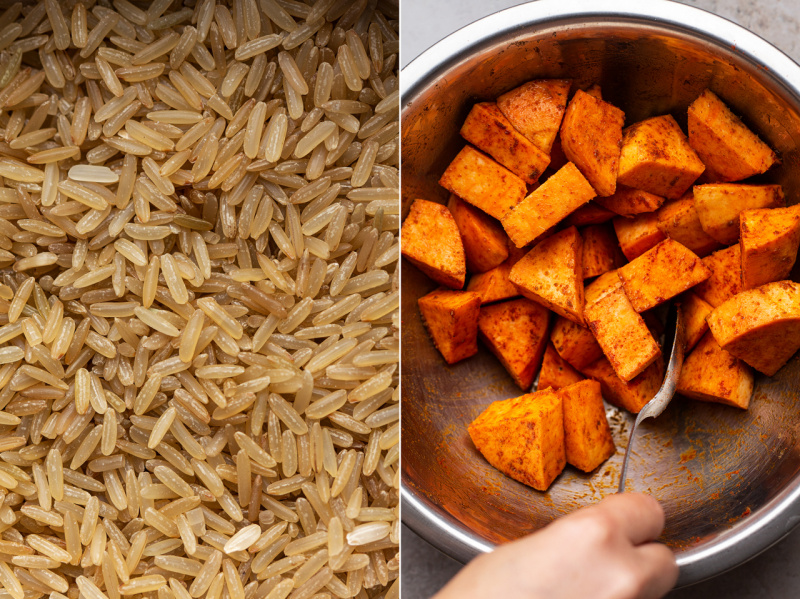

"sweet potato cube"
[584, 84, 602, 100]
[613, 212, 667, 261]
[584, 270, 623, 306]
[469, 389, 566, 491]
[551, 317, 604, 372]
[565, 202, 616, 226]
[585, 288, 661, 381]
[538, 343, 584, 391]
[582, 224, 622, 279]
[447, 195, 509, 273]
[694, 184, 784, 245]
[581, 356, 664, 414]
[401, 199, 466, 289]
[656, 194, 721, 257]
[509, 226, 584, 323]
[417, 289, 481, 364]
[496, 79, 571, 154]
[618, 115, 705, 200]
[558, 380, 615, 472]
[596, 185, 665, 216]
[502, 163, 596, 248]
[707, 280, 800, 376]
[617, 239, 711, 313]
[693, 244, 742, 307]
[560, 90, 625, 197]
[478, 298, 550, 390]
[460, 102, 550, 185]
[680, 292, 713, 352]
[740, 205, 800, 290]
[467, 260, 520, 304]
[439, 146, 527, 220]
[676, 332, 754, 409]
[688, 89, 777, 182]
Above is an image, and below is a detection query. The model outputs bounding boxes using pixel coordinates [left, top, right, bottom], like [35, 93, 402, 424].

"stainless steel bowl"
[400, 0, 800, 587]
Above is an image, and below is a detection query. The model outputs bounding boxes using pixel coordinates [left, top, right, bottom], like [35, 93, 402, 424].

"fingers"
[635, 542, 680, 599]
[593, 493, 666, 546]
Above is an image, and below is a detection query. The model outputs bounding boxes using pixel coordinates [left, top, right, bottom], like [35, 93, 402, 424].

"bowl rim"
[400, 0, 800, 587]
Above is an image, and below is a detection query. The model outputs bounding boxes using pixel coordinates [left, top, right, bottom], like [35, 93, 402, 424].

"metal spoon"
[618, 305, 685, 493]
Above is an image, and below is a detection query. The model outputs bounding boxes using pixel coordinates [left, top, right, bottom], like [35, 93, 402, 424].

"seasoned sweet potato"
[693, 184, 784, 245]
[560, 90, 625, 197]
[460, 102, 550, 185]
[509, 226, 584, 324]
[418, 289, 481, 364]
[596, 185, 665, 216]
[401, 199, 466, 289]
[439, 146, 527, 220]
[581, 224, 623, 279]
[656, 194, 722, 257]
[565, 202, 616, 226]
[584, 270, 623, 306]
[688, 89, 777, 182]
[618, 115, 705, 200]
[447, 195, 509, 274]
[613, 212, 667, 261]
[551, 317, 604, 372]
[584, 84, 602, 100]
[468, 389, 566, 491]
[706, 280, 800, 376]
[538, 343, 584, 391]
[740, 205, 800, 290]
[680, 291, 713, 352]
[617, 239, 710, 313]
[581, 356, 664, 414]
[497, 79, 571, 154]
[676, 331, 754, 409]
[692, 244, 742, 308]
[478, 298, 550, 390]
[558, 380, 615, 472]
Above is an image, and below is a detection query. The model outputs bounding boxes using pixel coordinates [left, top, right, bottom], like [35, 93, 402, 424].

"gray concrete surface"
[400, 0, 800, 596]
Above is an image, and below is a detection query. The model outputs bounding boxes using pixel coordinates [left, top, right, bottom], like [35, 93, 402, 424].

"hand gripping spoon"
[618, 305, 685, 493]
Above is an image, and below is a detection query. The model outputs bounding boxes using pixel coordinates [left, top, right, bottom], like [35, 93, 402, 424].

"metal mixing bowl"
[400, 0, 800, 587]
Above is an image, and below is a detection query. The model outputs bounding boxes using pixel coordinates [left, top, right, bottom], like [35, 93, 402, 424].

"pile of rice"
[0, 1, 399, 598]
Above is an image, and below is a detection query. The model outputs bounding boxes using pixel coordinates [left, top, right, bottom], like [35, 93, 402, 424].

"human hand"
[434, 493, 678, 599]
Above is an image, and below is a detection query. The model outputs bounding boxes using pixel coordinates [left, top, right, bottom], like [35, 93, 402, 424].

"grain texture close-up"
[0, 1, 399, 599]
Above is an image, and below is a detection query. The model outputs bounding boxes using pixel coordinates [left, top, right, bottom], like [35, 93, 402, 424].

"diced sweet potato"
[680, 292, 713, 352]
[693, 184, 784, 245]
[613, 212, 667, 261]
[656, 194, 721, 257]
[560, 90, 625, 197]
[688, 89, 777, 182]
[551, 317, 604, 371]
[496, 79, 571, 154]
[478, 298, 550, 390]
[565, 202, 616, 226]
[447, 195, 509, 274]
[584, 84, 602, 100]
[617, 239, 710, 313]
[468, 389, 566, 491]
[692, 244, 742, 308]
[740, 205, 800, 290]
[618, 115, 705, 200]
[417, 289, 481, 364]
[509, 226, 584, 323]
[676, 332, 753, 409]
[558, 380, 615, 472]
[460, 102, 550, 185]
[502, 163, 596, 248]
[584, 270, 623, 306]
[581, 356, 664, 414]
[707, 280, 800, 376]
[596, 185, 665, 216]
[401, 199, 466, 289]
[538, 343, 584, 391]
[581, 224, 622, 279]
[439, 146, 527, 220]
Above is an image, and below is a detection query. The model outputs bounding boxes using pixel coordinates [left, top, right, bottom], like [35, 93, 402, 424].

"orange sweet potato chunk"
[560, 90, 625, 197]
[617, 239, 710, 313]
[740, 205, 800, 290]
[447, 195, 509, 274]
[460, 102, 550, 185]
[688, 89, 777, 182]
[581, 224, 623, 279]
[676, 331, 753, 409]
[502, 162, 596, 248]
[468, 389, 566, 491]
[478, 298, 550, 390]
[401, 199, 466, 289]
[439, 146, 527, 220]
[596, 185, 665, 216]
[537, 343, 584, 391]
[496, 79, 571, 154]
[551, 317, 604, 372]
[693, 244, 742, 308]
[558, 380, 615, 472]
[467, 261, 520, 304]
[618, 115, 705, 200]
[613, 212, 667, 262]
[581, 356, 664, 414]
[564, 202, 616, 226]
[680, 291, 713, 352]
[656, 194, 722, 258]
[584, 270, 623, 306]
[693, 183, 784, 245]
[417, 289, 481, 364]
[509, 226, 584, 324]
[584, 84, 603, 100]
